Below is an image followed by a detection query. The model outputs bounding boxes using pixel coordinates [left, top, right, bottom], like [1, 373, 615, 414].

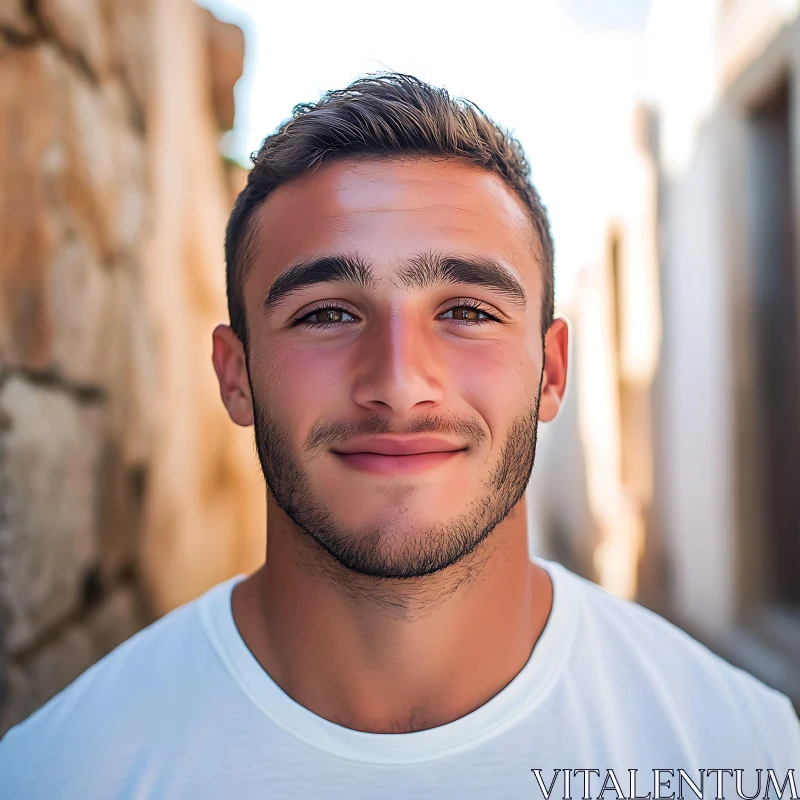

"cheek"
[448, 338, 540, 416]
[260, 341, 345, 418]
[254, 330, 540, 435]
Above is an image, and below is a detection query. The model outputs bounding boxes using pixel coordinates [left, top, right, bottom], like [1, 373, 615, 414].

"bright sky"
[197, 0, 654, 305]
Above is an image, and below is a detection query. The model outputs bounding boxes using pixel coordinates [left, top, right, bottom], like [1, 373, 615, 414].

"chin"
[336, 508, 434, 537]
[320, 472, 446, 506]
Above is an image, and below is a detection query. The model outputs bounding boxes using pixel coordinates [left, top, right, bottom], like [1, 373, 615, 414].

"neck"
[231, 495, 553, 734]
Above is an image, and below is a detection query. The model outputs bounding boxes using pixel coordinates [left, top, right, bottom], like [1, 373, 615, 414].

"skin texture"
[212, 157, 569, 733]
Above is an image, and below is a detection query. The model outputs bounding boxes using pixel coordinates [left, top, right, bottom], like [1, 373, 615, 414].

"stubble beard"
[250, 384, 542, 580]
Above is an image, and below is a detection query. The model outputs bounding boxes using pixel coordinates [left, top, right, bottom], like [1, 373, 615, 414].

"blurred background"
[0, 0, 798, 734]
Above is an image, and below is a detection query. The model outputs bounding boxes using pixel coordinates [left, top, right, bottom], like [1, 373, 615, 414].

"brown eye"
[314, 309, 343, 323]
[297, 307, 357, 327]
[440, 305, 496, 323]
[450, 307, 483, 320]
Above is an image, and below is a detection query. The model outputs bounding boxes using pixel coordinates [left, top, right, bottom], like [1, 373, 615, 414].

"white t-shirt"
[1, 558, 798, 799]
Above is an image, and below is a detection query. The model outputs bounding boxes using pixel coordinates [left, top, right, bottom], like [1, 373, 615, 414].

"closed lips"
[332, 437, 467, 456]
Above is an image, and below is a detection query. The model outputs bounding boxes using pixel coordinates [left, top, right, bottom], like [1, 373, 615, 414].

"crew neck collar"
[199, 557, 581, 764]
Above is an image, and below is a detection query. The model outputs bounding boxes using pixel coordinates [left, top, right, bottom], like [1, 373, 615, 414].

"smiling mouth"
[332, 449, 468, 476]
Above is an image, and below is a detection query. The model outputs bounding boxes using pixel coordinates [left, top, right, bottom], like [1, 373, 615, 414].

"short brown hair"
[225, 73, 554, 346]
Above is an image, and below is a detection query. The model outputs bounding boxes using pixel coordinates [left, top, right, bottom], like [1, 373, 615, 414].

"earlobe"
[212, 324, 255, 427]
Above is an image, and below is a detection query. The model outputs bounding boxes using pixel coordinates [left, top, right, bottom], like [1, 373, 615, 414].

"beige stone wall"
[0, 0, 265, 735]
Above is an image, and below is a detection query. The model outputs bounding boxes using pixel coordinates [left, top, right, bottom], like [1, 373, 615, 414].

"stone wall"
[0, 0, 265, 735]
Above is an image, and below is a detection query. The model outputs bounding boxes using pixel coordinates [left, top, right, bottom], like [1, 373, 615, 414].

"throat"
[232, 505, 553, 737]
[331, 706, 454, 735]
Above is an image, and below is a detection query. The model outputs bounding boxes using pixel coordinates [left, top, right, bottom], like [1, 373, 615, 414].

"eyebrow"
[261, 251, 527, 314]
[398, 252, 527, 307]
[262, 254, 376, 314]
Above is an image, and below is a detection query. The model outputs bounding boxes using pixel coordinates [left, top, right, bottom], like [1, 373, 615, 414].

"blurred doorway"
[746, 74, 800, 616]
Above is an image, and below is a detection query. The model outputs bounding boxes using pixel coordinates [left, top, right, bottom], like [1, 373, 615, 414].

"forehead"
[247, 157, 542, 287]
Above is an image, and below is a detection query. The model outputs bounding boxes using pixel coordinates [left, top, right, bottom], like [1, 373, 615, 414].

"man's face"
[226, 157, 560, 578]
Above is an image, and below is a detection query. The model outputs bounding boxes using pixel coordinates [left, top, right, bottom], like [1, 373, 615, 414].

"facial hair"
[250, 377, 543, 580]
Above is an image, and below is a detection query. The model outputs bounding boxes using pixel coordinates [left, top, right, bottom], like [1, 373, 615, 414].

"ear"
[212, 324, 254, 427]
[537, 317, 569, 423]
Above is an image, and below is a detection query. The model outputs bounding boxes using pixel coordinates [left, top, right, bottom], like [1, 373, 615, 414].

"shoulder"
[553, 563, 800, 749]
[0, 579, 235, 795]
[5, 587, 209, 730]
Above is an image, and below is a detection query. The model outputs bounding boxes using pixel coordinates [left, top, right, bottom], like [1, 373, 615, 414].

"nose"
[350, 309, 445, 415]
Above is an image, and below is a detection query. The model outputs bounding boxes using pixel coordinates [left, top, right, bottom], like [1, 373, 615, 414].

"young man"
[1, 74, 798, 798]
